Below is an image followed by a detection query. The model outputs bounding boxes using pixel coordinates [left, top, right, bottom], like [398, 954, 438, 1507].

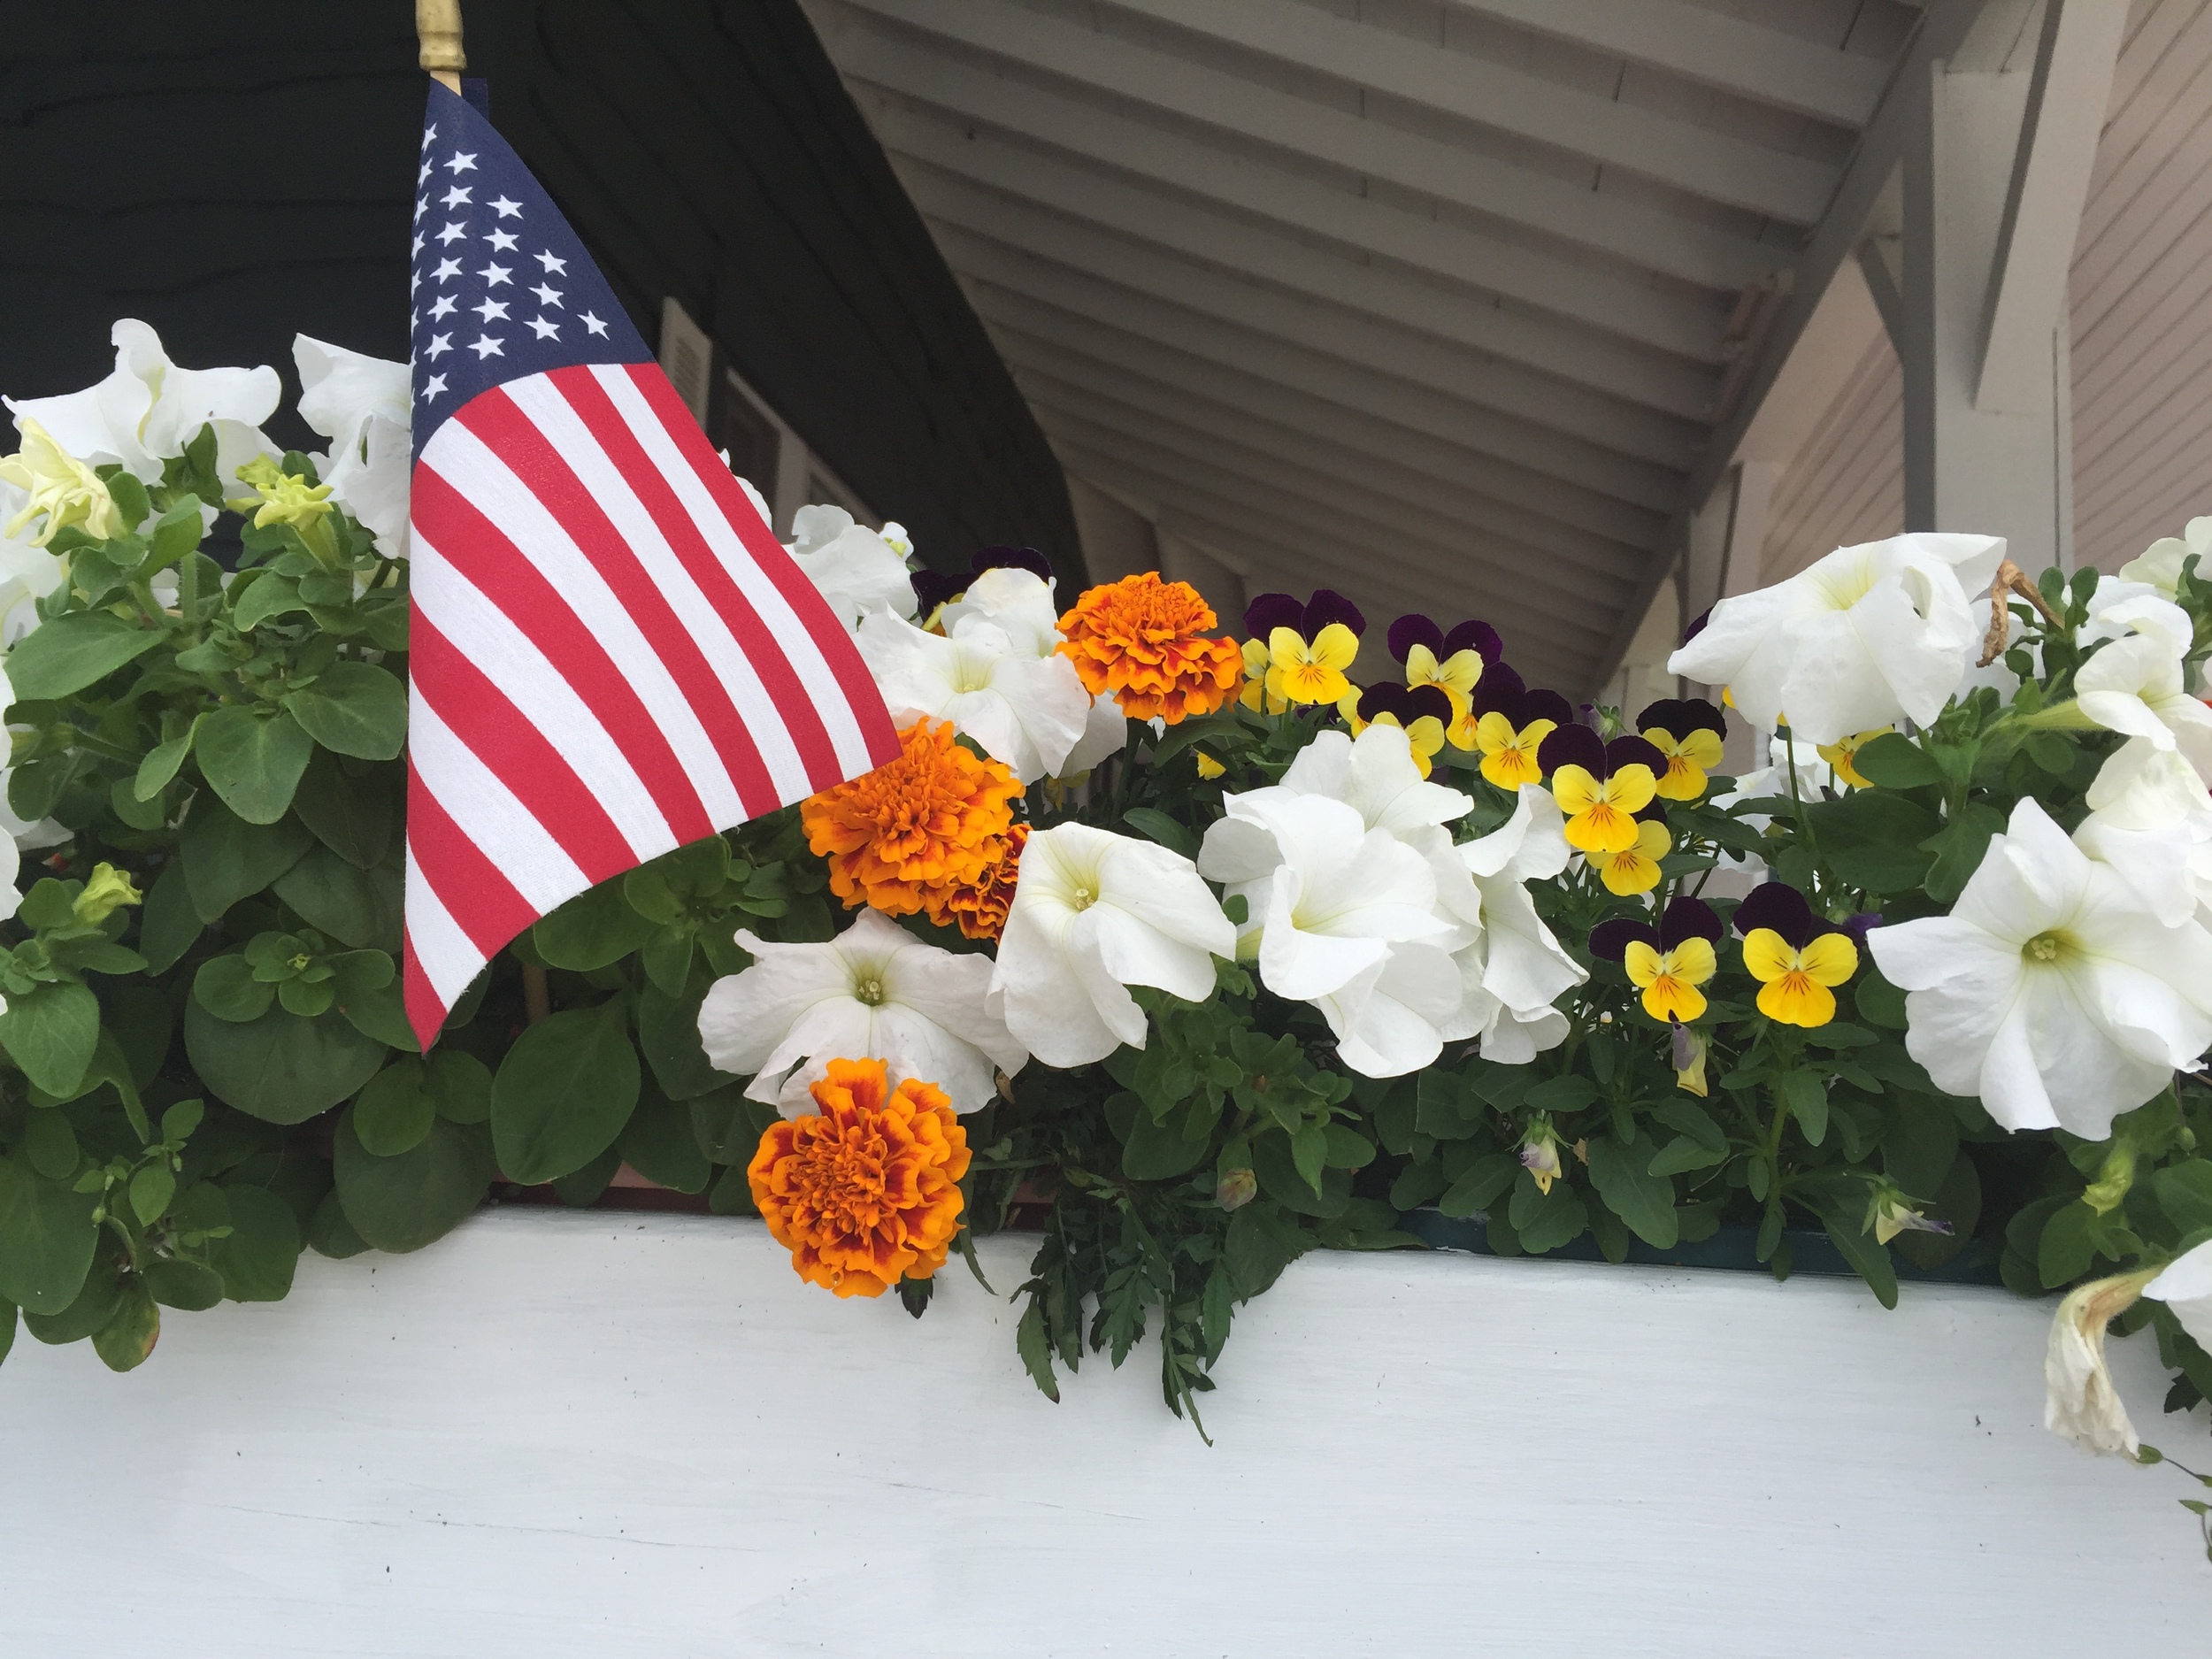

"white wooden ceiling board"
[997, 343, 1649, 577]
[933, 235, 1684, 509]
[973, 305, 1666, 549]
[837, 55, 1729, 361]
[826, 0, 1788, 291]
[875, 121, 1717, 418]
[1439, 0, 1889, 123]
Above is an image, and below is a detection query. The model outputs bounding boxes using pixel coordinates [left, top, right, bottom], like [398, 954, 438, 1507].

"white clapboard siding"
[1, 1208, 2204, 1656]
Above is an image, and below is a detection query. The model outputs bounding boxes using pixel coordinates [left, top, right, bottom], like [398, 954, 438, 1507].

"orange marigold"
[748, 1058, 972, 1298]
[801, 718, 1020, 922]
[942, 820, 1026, 942]
[1056, 572, 1245, 724]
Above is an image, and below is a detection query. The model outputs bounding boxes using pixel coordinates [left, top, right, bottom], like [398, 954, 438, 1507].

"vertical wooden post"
[417, 0, 465, 93]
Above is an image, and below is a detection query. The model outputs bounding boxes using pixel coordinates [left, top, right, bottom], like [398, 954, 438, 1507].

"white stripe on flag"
[403, 845, 486, 1010]
[507, 375, 812, 801]
[422, 413, 746, 826]
[410, 691, 588, 912]
[595, 367, 884, 778]
[411, 524, 674, 858]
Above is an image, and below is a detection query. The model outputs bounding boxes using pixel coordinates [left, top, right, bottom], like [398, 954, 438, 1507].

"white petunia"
[1867, 797, 2212, 1139]
[988, 823, 1234, 1068]
[2118, 516, 2212, 599]
[2072, 619, 2212, 785]
[784, 503, 918, 631]
[294, 335, 411, 557]
[0, 511, 62, 646]
[1058, 689, 1129, 776]
[1452, 785, 1585, 1062]
[2045, 1271, 2157, 1458]
[858, 611, 1090, 783]
[5, 318, 278, 486]
[1668, 532, 2006, 745]
[696, 907, 1025, 1116]
[936, 565, 1062, 657]
[2144, 1240, 2212, 1352]
[2073, 738, 2212, 928]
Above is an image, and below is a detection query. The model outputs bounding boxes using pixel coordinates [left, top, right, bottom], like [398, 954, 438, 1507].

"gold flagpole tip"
[416, 0, 465, 91]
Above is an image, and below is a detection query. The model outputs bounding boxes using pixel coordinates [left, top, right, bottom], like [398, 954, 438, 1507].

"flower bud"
[1519, 1129, 1563, 1195]
[1671, 1019, 1708, 1097]
[1216, 1167, 1257, 1211]
[72, 863, 142, 926]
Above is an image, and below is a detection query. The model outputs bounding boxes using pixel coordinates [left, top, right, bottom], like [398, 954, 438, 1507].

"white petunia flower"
[5, 318, 278, 486]
[2072, 619, 2212, 785]
[784, 503, 918, 632]
[1867, 797, 2212, 1139]
[2144, 1240, 2212, 1352]
[2073, 738, 2212, 928]
[1668, 532, 2006, 746]
[1451, 785, 1585, 1062]
[2045, 1271, 2157, 1458]
[936, 565, 1062, 657]
[988, 823, 1234, 1068]
[858, 611, 1091, 783]
[2119, 516, 2212, 599]
[1058, 689, 1129, 776]
[696, 907, 1025, 1116]
[294, 335, 411, 557]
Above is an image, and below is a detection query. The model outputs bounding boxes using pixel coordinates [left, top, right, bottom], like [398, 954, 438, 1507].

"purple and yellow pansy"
[1732, 882, 1858, 1027]
[1338, 681, 1455, 777]
[1536, 724, 1663, 855]
[1246, 589, 1365, 707]
[1636, 697, 1726, 802]
[1591, 897, 1724, 1023]
[1465, 664, 1575, 789]
[1386, 613, 1502, 738]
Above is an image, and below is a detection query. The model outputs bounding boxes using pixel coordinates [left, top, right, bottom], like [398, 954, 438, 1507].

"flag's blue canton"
[409, 80, 649, 458]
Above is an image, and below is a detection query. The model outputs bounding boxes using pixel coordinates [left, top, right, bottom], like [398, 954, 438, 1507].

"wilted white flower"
[2118, 516, 2212, 599]
[0, 418, 124, 548]
[784, 503, 917, 631]
[1868, 797, 2212, 1139]
[2045, 1270, 2157, 1457]
[696, 908, 1025, 1116]
[988, 823, 1234, 1067]
[4, 318, 278, 486]
[1668, 532, 2006, 746]
[294, 335, 411, 557]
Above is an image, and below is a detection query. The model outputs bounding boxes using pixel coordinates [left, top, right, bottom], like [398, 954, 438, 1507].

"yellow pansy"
[1624, 934, 1717, 1024]
[1238, 637, 1288, 714]
[1816, 727, 1893, 790]
[1636, 697, 1729, 801]
[1194, 750, 1226, 780]
[1598, 818, 1671, 895]
[1404, 641, 1481, 721]
[1742, 928, 1858, 1026]
[0, 418, 125, 547]
[1549, 763, 1657, 854]
[1474, 711, 1555, 787]
[1265, 622, 1360, 706]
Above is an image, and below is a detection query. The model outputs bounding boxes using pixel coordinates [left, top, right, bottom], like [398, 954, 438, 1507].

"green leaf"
[1920, 803, 2008, 906]
[640, 925, 694, 999]
[208, 1184, 302, 1302]
[0, 982, 101, 1097]
[1016, 1297, 1062, 1403]
[104, 468, 152, 529]
[129, 1164, 176, 1228]
[196, 705, 313, 824]
[1250, 1132, 1350, 1217]
[1525, 1074, 1599, 1112]
[138, 863, 204, 973]
[281, 661, 408, 760]
[182, 999, 388, 1125]
[1806, 790, 1941, 894]
[2039, 1201, 2099, 1288]
[291, 749, 394, 870]
[533, 879, 657, 972]
[1291, 1120, 1328, 1193]
[550, 1147, 620, 1207]
[306, 1190, 373, 1259]
[1122, 1102, 1212, 1179]
[179, 792, 311, 921]
[333, 1112, 495, 1253]
[1648, 1134, 1728, 1176]
[618, 1085, 713, 1194]
[1815, 1200, 1900, 1309]
[143, 1256, 226, 1311]
[1323, 1123, 1375, 1170]
[426, 1049, 494, 1125]
[134, 718, 201, 803]
[1586, 1134, 1679, 1247]
[1507, 1170, 1589, 1253]
[1121, 807, 1198, 859]
[231, 571, 307, 631]
[1782, 1071, 1829, 1146]
[272, 842, 400, 950]
[334, 972, 418, 1053]
[0, 1155, 98, 1315]
[1850, 733, 1945, 789]
[2155, 1162, 2212, 1235]
[4, 611, 163, 700]
[1438, 1151, 1518, 1219]
[89, 1279, 159, 1373]
[194, 954, 275, 1022]
[1415, 1070, 1479, 1140]
[1854, 972, 1909, 1030]
[490, 1000, 641, 1184]
[147, 494, 203, 567]
[1224, 1202, 1306, 1297]
[351, 1057, 437, 1156]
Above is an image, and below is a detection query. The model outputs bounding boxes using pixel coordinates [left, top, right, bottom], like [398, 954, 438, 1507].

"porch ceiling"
[801, 0, 1932, 690]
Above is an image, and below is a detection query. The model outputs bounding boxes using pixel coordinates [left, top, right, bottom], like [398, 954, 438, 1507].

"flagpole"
[416, 0, 465, 93]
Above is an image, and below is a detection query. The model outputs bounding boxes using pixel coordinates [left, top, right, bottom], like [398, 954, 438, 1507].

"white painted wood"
[822, 0, 1786, 292]
[1439, 0, 1893, 126]
[1977, 0, 2130, 411]
[1096, 0, 1839, 223]
[3, 1209, 2202, 1656]
[1065, 473, 1158, 587]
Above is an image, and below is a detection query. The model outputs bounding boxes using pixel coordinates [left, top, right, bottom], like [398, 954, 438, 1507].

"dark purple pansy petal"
[1732, 881, 1816, 947]
[1679, 698, 1726, 736]
[1353, 681, 1407, 722]
[1468, 662, 1526, 718]
[1683, 606, 1712, 644]
[1404, 685, 1455, 725]
[1659, 896, 1724, 949]
[1588, 918, 1659, 962]
[1443, 619, 1503, 662]
[1245, 592, 1305, 638]
[1632, 801, 1669, 825]
[1636, 697, 1688, 738]
[1605, 734, 1666, 777]
[1537, 722, 1605, 776]
[972, 545, 1054, 583]
[1388, 613, 1443, 664]
[1303, 588, 1366, 639]
[1524, 688, 1576, 728]
[909, 569, 964, 618]
[1841, 911, 1884, 947]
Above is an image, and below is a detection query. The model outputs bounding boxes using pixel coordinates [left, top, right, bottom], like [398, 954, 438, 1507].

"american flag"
[403, 81, 900, 1048]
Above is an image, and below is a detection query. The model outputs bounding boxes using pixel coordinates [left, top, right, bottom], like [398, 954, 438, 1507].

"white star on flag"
[467, 334, 503, 358]
[446, 151, 476, 172]
[527, 317, 561, 340]
[530, 283, 562, 307]
[534, 250, 567, 273]
[492, 196, 523, 218]
[581, 311, 608, 336]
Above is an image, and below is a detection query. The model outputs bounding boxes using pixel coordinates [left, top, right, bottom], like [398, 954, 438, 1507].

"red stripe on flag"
[400, 928, 447, 1054]
[622, 366, 902, 776]
[410, 610, 639, 883]
[411, 461, 717, 847]
[556, 366, 841, 794]
[405, 759, 541, 956]
[459, 388, 781, 821]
